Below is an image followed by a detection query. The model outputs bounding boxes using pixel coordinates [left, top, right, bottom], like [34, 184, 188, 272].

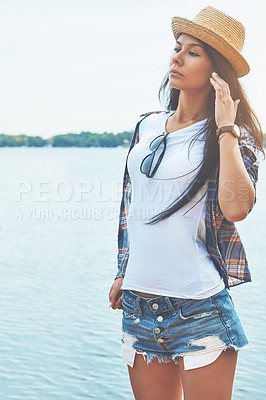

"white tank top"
[121, 111, 225, 299]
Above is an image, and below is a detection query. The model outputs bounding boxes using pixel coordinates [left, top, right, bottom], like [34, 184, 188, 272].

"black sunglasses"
[140, 132, 170, 178]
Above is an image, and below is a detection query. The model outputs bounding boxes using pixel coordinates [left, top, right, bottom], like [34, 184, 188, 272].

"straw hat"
[171, 6, 250, 77]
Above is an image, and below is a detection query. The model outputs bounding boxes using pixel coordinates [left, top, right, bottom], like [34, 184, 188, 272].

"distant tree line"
[0, 131, 265, 148]
[0, 131, 133, 147]
[0, 134, 47, 147]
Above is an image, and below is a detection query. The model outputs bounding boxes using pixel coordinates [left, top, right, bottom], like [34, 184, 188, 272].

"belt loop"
[135, 297, 143, 316]
[165, 296, 177, 313]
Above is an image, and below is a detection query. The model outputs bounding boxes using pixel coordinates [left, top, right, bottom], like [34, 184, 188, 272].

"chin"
[169, 82, 183, 90]
[169, 77, 183, 89]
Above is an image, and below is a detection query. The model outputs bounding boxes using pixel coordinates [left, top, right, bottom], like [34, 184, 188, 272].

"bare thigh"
[127, 349, 237, 400]
[128, 353, 183, 400]
[179, 348, 238, 400]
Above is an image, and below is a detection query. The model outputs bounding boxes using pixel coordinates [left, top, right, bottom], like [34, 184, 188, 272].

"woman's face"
[169, 33, 213, 92]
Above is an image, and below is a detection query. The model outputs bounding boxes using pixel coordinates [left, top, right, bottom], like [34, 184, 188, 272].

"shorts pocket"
[121, 297, 136, 318]
[122, 306, 136, 320]
[179, 299, 219, 320]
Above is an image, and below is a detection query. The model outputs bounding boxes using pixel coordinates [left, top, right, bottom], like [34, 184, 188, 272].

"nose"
[172, 51, 184, 66]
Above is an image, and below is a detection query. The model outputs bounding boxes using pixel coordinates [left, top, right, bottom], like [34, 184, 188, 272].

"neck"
[173, 88, 211, 123]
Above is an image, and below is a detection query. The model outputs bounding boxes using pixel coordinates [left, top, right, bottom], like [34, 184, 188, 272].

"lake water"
[0, 147, 265, 399]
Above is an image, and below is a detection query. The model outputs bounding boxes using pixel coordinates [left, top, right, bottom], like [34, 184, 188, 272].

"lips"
[169, 69, 183, 77]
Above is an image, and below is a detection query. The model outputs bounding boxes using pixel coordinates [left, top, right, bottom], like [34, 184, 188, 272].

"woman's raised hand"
[209, 72, 240, 128]
[109, 277, 123, 310]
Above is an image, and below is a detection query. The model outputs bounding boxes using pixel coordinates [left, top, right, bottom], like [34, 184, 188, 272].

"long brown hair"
[144, 35, 265, 225]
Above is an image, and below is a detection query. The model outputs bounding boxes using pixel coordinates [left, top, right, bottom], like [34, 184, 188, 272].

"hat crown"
[193, 6, 245, 52]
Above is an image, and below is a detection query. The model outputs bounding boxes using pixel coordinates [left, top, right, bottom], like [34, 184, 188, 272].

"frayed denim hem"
[135, 349, 181, 366]
[134, 341, 254, 366]
[121, 330, 254, 369]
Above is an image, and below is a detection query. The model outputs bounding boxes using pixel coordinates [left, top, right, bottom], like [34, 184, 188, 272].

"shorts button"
[154, 327, 160, 334]
[157, 315, 163, 322]
[152, 303, 159, 310]
[158, 338, 164, 343]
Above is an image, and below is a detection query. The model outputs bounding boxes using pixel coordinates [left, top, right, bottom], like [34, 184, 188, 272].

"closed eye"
[174, 48, 199, 57]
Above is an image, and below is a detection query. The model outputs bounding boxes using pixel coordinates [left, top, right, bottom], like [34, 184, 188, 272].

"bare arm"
[218, 133, 255, 221]
[210, 72, 255, 222]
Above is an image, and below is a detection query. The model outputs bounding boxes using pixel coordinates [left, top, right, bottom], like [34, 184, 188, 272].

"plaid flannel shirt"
[115, 111, 260, 289]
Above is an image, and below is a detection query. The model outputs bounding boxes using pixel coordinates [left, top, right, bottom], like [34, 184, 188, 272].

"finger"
[109, 286, 122, 308]
[110, 297, 118, 309]
[116, 297, 123, 310]
[210, 77, 222, 94]
[115, 288, 122, 299]
[109, 286, 114, 302]
[211, 73, 230, 96]
[109, 288, 117, 308]
[109, 298, 115, 308]
[234, 99, 240, 113]
[211, 72, 225, 83]
[113, 295, 123, 310]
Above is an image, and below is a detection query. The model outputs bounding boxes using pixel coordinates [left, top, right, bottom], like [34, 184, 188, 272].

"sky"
[0, 0, 265, 138]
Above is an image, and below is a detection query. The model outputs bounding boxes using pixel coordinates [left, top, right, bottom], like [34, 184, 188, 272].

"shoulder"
[137, 110, 168, 134]
[139, 110, 167, 123]
[139, 110, 167, 118]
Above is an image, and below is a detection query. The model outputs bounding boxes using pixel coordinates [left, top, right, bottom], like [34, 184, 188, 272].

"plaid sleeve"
[238, 128, 260, 213]
[114, 117, 140, 280]
[115, 174, 132, 279]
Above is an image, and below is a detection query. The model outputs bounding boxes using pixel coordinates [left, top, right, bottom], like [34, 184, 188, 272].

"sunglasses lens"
[140, 134, 166, 177]
[150, 135, 165, 151]
[141, 154, 153, 175]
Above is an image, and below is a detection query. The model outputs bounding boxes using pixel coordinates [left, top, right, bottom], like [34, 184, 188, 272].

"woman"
[109, 6, 264, 400]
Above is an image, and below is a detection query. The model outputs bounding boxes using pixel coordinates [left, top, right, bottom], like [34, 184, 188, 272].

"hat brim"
[172, 17, 250, 78]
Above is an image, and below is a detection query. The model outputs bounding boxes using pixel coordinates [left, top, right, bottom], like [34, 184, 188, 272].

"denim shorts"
[121, 287, 252, 370]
